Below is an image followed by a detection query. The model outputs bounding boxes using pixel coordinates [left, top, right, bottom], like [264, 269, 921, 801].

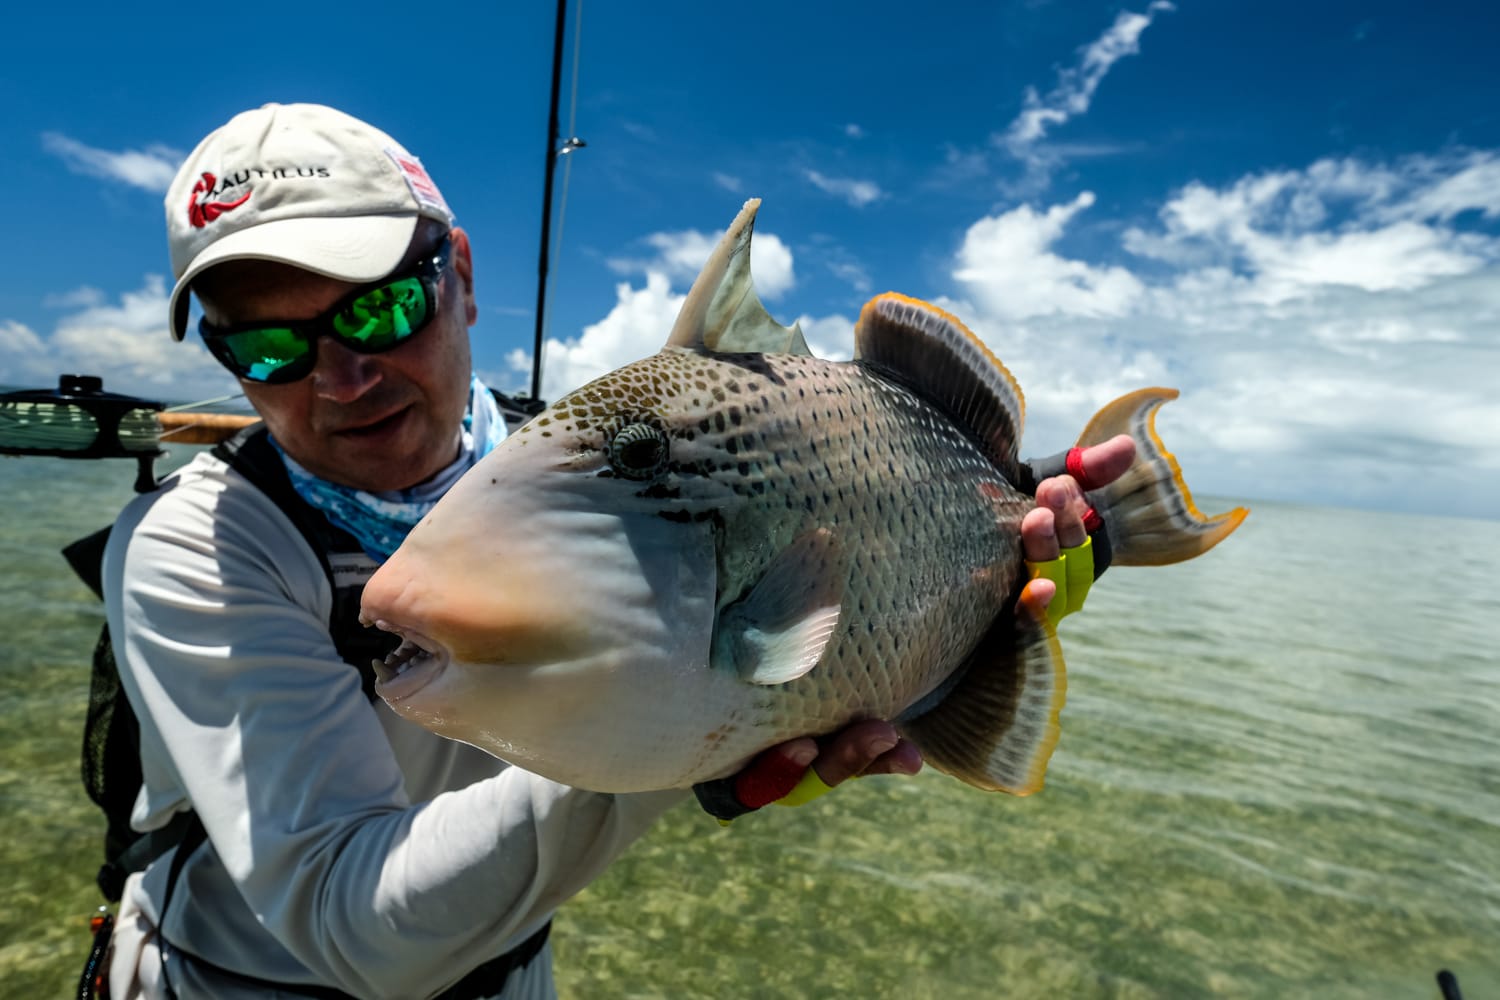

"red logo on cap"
[187, 172, 252, 229]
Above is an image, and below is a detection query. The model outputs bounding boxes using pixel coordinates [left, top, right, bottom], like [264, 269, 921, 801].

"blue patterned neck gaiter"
[275, 374, 508, 562]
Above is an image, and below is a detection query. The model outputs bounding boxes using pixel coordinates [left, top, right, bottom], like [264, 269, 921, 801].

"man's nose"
[312, 338, 382, 402]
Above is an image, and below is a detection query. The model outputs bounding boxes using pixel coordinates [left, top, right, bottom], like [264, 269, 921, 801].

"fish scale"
[361, 198, 1246, 794]
[532, 345, 1035, 751]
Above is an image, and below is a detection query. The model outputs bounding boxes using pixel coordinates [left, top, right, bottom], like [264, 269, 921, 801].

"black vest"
[73, 413, 551, 999]
[73, 425, 398, 901]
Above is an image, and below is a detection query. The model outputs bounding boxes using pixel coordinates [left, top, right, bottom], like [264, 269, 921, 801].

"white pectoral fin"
[716, 528, 845, 686]
[726, 605, 843, 685]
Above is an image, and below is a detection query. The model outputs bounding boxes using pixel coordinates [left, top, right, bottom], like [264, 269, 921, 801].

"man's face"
[196, 228, 477, 493]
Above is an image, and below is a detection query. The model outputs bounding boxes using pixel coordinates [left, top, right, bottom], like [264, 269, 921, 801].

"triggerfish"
[360, 200, 1247, 795]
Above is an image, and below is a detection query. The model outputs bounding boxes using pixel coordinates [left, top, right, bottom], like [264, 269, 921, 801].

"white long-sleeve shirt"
[102, 446, 682, 999]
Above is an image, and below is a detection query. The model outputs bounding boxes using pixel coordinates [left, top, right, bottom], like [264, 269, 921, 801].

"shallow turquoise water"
[1, 450, 1495, 997]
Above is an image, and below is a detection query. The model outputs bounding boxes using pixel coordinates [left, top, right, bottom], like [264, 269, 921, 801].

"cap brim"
[168, 214, 421, 341]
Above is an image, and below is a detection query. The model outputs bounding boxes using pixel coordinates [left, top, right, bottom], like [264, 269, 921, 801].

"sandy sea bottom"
[0, 451, 1495, 998]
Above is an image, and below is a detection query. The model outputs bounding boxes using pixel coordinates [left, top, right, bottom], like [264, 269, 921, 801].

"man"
[102, 103, 1127, 999]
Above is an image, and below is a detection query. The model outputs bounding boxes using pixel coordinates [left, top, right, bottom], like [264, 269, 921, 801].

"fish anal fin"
[854, 293, 1025, 481]
[665, 199, 811, 356]
[1079, 388, 1249, 566]
[898, 614, 1066, 795]
[716, 528, 845, 686]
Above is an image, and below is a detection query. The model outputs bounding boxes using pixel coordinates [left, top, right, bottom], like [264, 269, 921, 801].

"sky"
[2, 1, 1497, 520]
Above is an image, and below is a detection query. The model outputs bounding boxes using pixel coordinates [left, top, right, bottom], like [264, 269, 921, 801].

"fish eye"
[607, 422, 668, 480]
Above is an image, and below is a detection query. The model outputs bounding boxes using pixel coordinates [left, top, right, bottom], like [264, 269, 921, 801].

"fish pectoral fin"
[722, 604, 843, 685]
[898, 613, 1066, 795]
[716, 528, 845, 686]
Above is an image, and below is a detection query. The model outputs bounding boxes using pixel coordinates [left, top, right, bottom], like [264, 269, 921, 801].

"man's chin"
[322, 413, 455, 491]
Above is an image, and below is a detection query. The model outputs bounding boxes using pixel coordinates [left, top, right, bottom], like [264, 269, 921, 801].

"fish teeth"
[387, 641, 423, 671]
[378, 639, 425, 679]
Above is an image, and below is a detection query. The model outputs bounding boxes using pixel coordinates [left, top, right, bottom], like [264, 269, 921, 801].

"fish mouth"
[367, 624, 449, 703]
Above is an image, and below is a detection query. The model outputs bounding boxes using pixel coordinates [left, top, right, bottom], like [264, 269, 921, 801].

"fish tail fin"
[1077, 388, 1248, 567]
[898, 614, 1065, 795]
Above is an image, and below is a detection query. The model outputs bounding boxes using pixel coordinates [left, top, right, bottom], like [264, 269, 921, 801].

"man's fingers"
[810, 719, 907, 787]
[1017, 577, 1055, 622]
[1036, 477, 1088, 549]
[730, 739, 818, 809]
[1026, 436, 1131, 570]
[724, 718, 924, 819]
[859, 740, 923, 778]
[1077, 435, 1135, 490]
[1020, 506, 1059, 563]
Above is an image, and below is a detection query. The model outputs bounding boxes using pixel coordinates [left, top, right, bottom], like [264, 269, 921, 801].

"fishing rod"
[529, 0, 585, 404]
[0, 375, 256, 492]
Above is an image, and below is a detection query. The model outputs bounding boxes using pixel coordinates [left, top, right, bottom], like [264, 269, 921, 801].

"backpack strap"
[78, 425, 398, 901]
[212, 424, 399, 699]
[63, 526, 111, 601]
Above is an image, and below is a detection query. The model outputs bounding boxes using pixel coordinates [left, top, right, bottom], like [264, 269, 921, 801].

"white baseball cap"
[165, 102, 454, 340]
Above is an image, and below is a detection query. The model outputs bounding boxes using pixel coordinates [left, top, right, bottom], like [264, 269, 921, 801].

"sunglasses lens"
[200, 248, 443, 383]
[333, 276, 432, 351]
[217, 326, 313, 383]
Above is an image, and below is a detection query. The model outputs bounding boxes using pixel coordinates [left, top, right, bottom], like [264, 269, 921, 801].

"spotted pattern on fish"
[512, 346, 1034, 747]
[360, 199, 1247, 795]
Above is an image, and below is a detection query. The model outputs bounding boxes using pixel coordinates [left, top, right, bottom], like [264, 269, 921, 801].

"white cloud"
[1123, 153, 1500, 305]
[533, 221, 812, 399]
[953, 192, 1145, 320]
[801, 235, 873, 294]
[606, 226, 795, 300]
[793, 313, 855, 362]
[487, 304, 533, 319]
[844, 123, 865, 140]
[1004, 1, 1174, 150]
[42, 286, 106, 310]
[41, 132, 182, 192]
[932, 144, 991, 188]
[1251, 222, 1484, 300]
[619, 121, 657, 142]
[803, 169, 885, 208]
[523, 285, 857, 401]
[827, 259, 873, 294]
[1379, 152, 1500, 222]
[535, 272, 685, 401]
[711, 172, 743, 193]
[0, 278, 236, 402]
[939, 154, 1500, 519]
[1, 321, 49, 382]
[1307, 316, 1462, 349]
[540, 150, 1500, 518]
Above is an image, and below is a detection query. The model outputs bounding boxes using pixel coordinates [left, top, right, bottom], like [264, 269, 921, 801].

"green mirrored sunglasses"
[199, 236, 452, 384]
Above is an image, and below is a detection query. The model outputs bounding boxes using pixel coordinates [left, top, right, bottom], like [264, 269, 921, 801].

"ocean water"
[0, 449, 1495, 998]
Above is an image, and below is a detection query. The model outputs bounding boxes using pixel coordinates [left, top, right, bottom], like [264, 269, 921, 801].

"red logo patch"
[187, 172, 252, 229]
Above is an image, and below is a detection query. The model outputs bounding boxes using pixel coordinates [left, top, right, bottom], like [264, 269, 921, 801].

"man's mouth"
[337, 405, 411, 439]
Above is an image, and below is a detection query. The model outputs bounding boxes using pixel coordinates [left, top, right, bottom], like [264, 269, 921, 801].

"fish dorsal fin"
[898, 613, 1066, 795]
[665, 198, 811, 356]
[855, 293, 1025, 481]
[713, 528, 845, 686]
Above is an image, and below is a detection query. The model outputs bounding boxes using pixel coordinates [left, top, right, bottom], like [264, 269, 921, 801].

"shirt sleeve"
[105, 459, 683, 998]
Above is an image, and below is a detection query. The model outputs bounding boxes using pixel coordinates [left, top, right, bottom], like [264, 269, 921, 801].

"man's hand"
[696, 434, 1137, 820]
[1016, 434, 1134, 622]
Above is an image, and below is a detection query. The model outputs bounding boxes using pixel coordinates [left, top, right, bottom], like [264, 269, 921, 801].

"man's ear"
[450, 227, 478, 326]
